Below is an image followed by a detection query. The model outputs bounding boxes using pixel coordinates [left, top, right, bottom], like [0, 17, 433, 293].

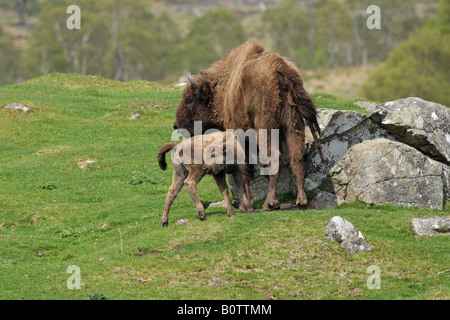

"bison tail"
[290, 82, 325, 163]
[157, 142, 179, 170]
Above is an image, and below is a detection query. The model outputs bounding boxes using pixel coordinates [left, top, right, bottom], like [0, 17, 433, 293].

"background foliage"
[0, 0, 448, 105]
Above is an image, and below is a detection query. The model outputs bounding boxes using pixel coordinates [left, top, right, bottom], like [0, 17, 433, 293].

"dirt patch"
[168, 242, 181, 251]
[116, 100, 172, 110]
[36, 146, 72, 155]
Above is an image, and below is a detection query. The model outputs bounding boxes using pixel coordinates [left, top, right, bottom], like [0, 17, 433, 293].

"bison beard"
[174, 41, 324, 210]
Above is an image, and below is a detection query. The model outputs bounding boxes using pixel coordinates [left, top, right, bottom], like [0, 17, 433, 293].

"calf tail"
[157, 142, 179, 170]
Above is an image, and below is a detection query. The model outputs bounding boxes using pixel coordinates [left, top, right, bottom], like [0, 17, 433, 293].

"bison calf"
[158, 131, 253, 227]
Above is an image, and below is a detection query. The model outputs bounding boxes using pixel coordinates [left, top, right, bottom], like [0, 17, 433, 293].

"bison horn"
[187, 72, 198, 90]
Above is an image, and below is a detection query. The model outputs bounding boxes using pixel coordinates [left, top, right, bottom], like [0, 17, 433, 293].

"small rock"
[207, 200, 225, 208]
[129, 113, 141, 119]
[325, 216, 373, 253]
[77, 159, 97, 170]
[279, 201, 296, 210]
[308, 190, 338, 210]
[411, 217, 450, 236]
[176, 219, 188, 225]
[3, 103, 32, 112]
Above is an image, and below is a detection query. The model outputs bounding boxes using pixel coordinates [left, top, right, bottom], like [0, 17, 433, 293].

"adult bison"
[173, 41, 323, 210]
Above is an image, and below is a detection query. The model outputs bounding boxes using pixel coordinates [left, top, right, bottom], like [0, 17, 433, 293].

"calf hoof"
[227, 210, 236, 218]
[262, 199, 280, 211]
[161, 220, 169, 227]
[199, 213, 206, 221]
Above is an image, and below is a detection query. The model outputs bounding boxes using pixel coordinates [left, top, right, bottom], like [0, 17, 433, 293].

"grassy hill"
[0, 74, 448, 300]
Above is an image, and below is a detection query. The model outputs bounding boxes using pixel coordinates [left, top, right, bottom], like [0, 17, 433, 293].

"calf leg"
[161, 166, 187, 227]
[213, 172, 236, 217]
[231, 169, 254, 212]
[184, 168, 207, 220]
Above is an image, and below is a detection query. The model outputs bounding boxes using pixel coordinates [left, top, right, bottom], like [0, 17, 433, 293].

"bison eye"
[186, 99, 194, 108]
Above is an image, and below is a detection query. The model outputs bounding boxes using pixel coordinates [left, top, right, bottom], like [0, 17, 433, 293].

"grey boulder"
[330, 138, 448, 211]
[411, 217, 450, 236]
[370, 97, 450, 165]
[3, 103, 32, 112]
[325, 216, 373, 253]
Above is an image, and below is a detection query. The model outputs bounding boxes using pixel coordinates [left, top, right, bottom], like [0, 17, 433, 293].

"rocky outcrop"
[330, 138, 447, 211]
[302, 108, 395, 193]
[370, 97, 450, 165]
[229, 97, 450, 211]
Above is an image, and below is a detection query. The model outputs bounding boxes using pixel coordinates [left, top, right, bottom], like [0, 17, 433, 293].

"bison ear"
[198, 82, 212, 107]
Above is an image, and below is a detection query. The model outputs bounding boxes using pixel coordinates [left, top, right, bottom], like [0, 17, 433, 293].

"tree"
[262, 0, 440, 69]
[25, 1, 100, 76]
[182, 8, 246, 72]
[314, 0, 354, 67]
[361, 0, 450, 106]
[0, 25, 20, 85]
[262, 0, 310, 67]
[435, 0, 450, 34]
[23, 0, 178, 81]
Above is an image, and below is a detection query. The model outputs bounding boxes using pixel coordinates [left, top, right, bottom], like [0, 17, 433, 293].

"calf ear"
[198, 82, 212, 107]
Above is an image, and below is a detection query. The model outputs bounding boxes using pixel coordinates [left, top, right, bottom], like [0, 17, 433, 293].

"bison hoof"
[262, 199, 280, 211]
[239, 204, 254, 213]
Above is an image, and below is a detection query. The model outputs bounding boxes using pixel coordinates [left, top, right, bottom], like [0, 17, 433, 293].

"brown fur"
[157, 131, 253, 227]
[174, 42, 323, 209]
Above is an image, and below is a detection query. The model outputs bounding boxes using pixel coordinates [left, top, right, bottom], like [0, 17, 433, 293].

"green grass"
[0, 73, 448, 300]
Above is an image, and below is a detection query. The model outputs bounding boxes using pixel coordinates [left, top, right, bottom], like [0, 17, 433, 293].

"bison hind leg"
[285, 129, 307, 206]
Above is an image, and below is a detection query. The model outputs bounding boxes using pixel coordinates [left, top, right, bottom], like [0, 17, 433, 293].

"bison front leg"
[184, 170, 207, 221]
[263, 170, 280, 211]
[231, 168, 254, 213]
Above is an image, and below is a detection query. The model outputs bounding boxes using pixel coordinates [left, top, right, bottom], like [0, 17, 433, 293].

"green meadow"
[0, 74, 448, 300]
